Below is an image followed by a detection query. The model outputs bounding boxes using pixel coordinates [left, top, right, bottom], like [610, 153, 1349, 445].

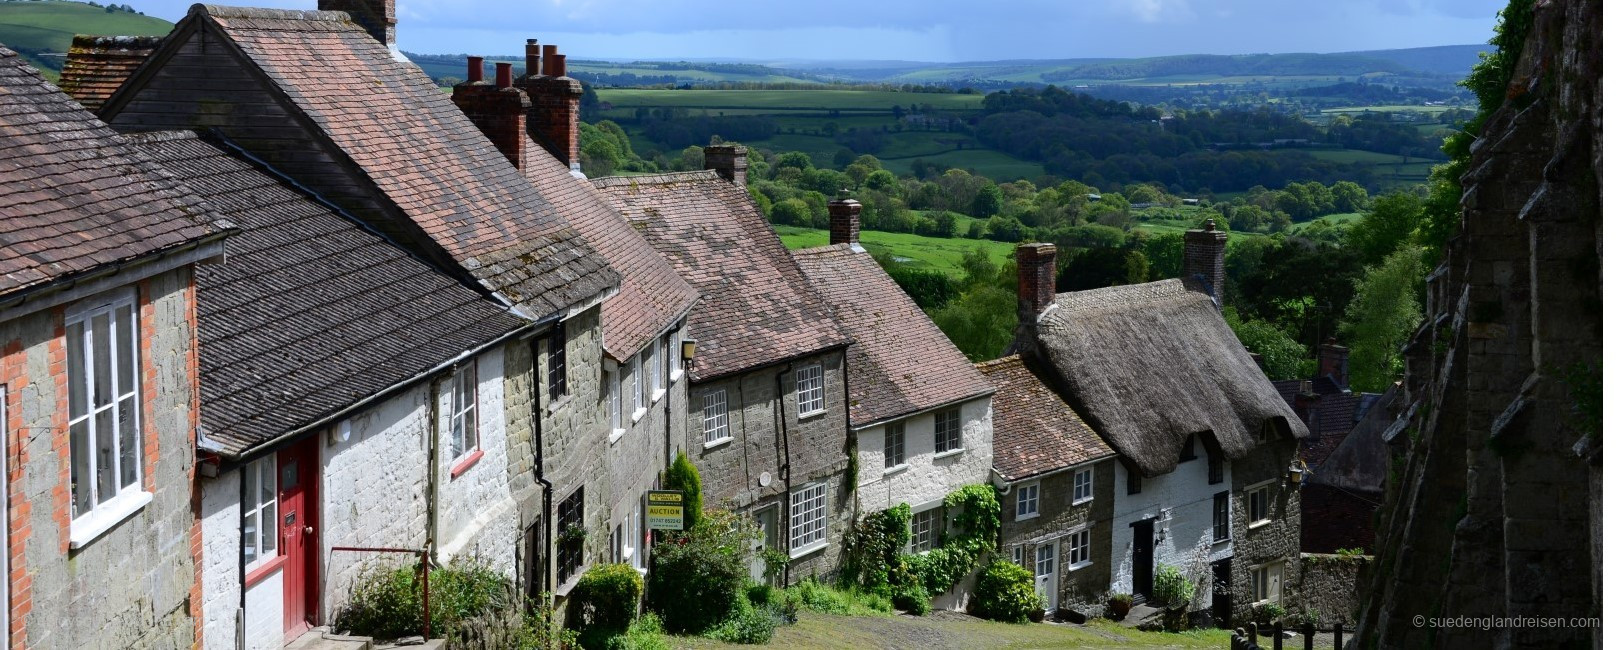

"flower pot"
[1109, 599, 1132, 619]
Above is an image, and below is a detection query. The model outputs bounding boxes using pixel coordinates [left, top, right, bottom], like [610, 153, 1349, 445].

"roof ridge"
[788, 243, 854, 257]
[70, 35, 164, 48]
[589, 170, 720, 187]
[974, 354, 1024, 369]
[121, 130, 200, 144]
[194, 4, 355, 22]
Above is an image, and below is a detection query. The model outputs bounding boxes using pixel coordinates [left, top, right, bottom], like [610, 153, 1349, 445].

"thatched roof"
[1033, 278, 1307, 477]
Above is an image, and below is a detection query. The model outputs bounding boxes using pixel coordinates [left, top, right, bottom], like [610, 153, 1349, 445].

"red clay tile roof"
[792, 243, 993, 427]
[0, 46, 227, 299]
[130, 130, 522, 457]
[194, 5, 616, 317]
[56, 35, 161, 112]
[522, 145, 696, 361]
[977, 355, 1114, 481]
[590, 171, 848, 381]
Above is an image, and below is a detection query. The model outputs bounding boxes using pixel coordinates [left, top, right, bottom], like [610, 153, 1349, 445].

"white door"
[750, 506, 778, 583]
[1035, 542, 1057, 613]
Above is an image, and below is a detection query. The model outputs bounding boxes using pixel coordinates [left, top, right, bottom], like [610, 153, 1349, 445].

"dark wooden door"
[1131, 519, 1155, 598]
[1211, 558, 1233, 627]
[279, 437, 319, 640]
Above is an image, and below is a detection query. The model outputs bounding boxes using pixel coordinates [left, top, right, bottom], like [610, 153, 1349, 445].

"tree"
[929, 284, 1017, 362]
[1341, 246, 1426, 392]
[1140, 231, 1185, 280]
[1056, 247, 1149, 292]
[1224, 307, 1312, 380]
[1346, 190, 1424, 264]
[580, 138, 621, 178]
[769, 198, 813, 227]
[1329, 181, 1370, 213]
[970, 184, 1005, 218]
[664, 451, 704, 530]
[771, 151, 813, 178]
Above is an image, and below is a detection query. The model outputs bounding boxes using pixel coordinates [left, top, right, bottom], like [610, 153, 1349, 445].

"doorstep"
[284, 627, 372, 650]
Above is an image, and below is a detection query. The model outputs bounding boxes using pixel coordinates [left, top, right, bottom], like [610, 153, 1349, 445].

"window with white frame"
[795, 365, 824, 416]
[668, 332, 681, 380]
[653, 338, 666, 395]
[1015, 483, 1039, 520]
[883, 422, 905, 469]
[910, 507, 943, 553]
[1068, 529, 1090, 568]
[788, 481, 827, 551]
[1251, 561, 1284, 604]
[641, 346, 656, 404]
[450, 362, 478, 460]
[702, 389, 729, 443]
[608, 366, 623, 433]
[933, 408, 961, 453]
[1011, 545, 1024, 566]
[241, 456, 278, 570]
[66, 290, 142, 521]
[613, 521, 624, 563]
[1213, 491, 1231, 541]
[1072, 466, 1093, 503]
[1247, 483, 1272, 527]
[631, 508, 645, 570]
[631, 351, 644, 412]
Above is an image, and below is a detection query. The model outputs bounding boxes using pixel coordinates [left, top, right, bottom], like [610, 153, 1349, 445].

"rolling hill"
[0, 0, 171, 77]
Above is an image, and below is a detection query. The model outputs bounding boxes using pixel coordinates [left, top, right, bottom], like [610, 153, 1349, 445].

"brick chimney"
[1317, 337, 1350, 390]
[828, 198, 861, 246]
[515, 44, 583, 178]
[452, 58, 530, 170]
[704, 145, 748, 185]
[1017, 243, 1057, 324]
[318, 0, 403, 61]
[1182, 218, 1228, 308]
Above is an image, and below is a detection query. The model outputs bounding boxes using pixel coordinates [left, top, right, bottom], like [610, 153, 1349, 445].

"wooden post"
[1334, 623, 1344, 650]
[1248, 622, 1259, 642]
[1273, 622, 1283, 650]
[1303, 622, 1315, 650]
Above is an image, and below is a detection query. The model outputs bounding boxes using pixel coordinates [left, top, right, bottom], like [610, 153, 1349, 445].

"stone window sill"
[933, 448, 965, 461]
[669, 369, 684, 383]
[1015, 511, 1038, 522]
[245, 555, 285, 588]
[1071, 496, 1094, 506]
[1248, 519, 1272, 530]
[703, 436, 733, 450]
[651, 388, 666, 405]
[797, 408, 826, 422]
[631, 407, 648, 424]
[70, 489, 152, 549]
[882, 463, 910, 476]
[547, 394, 573, 415]
[450, 449, 484, 479]
[788, 540, 828, 560]
[1067, 560, 1092, 571]
[609, 429, 627, 445]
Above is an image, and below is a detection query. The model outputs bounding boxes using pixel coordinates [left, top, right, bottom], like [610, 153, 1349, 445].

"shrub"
[575, 563, 643, 632]
[334, 557, 511, 639]
[1259, 602, 1286, 625]
[969, 559, 1043, 623]
[848, 504, 911, 596]
[1152, 563, 1194, 610]
[784, 577, 891, 616]
[647, 510, 753, 634]
[892, 584, 932, 616]
[603, 615, 669, 650]
[663, 451, 703, 530]
[904, 543, 978, 596]
[703, 599, 779, 645]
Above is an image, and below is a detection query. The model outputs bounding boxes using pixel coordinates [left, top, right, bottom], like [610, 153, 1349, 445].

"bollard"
[1248, 622, 1259, 642]
[1272, 622, 1283, 650]
[1303, 622, 1315, 650]
[1334, 622, 1344, 650]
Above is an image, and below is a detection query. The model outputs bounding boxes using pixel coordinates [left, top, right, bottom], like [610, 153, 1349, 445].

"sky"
[133, 0, 1500, 61]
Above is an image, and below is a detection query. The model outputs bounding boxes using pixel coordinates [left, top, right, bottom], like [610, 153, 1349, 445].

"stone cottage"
[790, 200, 995, 607]
[1008, 225, 1307, 627]
[89, 1, 637, 636]
[0, 47, 234, 648]
[976, 355, 1116, 616]
[592, 151, 855, 584]
[447, 45, 702, 599]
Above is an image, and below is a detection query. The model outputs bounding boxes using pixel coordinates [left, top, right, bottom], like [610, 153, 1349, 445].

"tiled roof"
[521, 146, 696, 361]
[195, 5, 617, 317]
[977, 355, 1114, 481]
[792, 244, 992, 427]
[1271, 378, 1366, 445]
[56, 35, 161, 112]
[1301, 485, 1381, 554]
[590, 172, 848, 380]
[0, 46, 226, 299]
[130, 131, 522, 457]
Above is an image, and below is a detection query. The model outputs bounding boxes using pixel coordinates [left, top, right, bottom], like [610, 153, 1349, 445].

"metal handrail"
[332, 546, 432, 641]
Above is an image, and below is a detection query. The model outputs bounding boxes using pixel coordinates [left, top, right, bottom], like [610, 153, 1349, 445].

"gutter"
[0, 233, 233, 323]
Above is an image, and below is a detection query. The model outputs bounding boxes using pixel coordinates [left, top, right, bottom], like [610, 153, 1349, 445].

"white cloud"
[1110, 0, 1194, 23]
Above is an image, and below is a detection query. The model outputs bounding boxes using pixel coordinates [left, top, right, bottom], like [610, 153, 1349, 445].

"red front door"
[279, 438, 319, 640]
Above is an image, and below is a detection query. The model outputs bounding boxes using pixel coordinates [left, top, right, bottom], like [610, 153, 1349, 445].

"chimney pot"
[542, 45, 558, 75]
[466, 56, 484, 83]
[1317, 339, 1350, 390]
[704, 144, 749, 185]
[318, 0, 396, 49]
[495, 62, 513, 88]
[1183, 221, 1228, 308]
[552, 53, 568, 77]
[525, 39, 541, 77]
[828, 199, 862, 245]
[1016, 243, 1058, 326]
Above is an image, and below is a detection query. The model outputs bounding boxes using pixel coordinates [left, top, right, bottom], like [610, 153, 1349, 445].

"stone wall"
[855, 396, 994, 514]
[529, 308, 612, 596]
[686, 349, 851, 583]
[1002, 458, 1115, 613]
[1290, 553, 1369, 629]
[1357, 2, 1601, 647]
[1230, 434, 1302, 628]
[603, 322, 688, 572]
[0, 268, 199, 649]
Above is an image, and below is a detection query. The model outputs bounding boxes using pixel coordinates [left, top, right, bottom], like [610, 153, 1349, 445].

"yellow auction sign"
[647, 490, 684, 531]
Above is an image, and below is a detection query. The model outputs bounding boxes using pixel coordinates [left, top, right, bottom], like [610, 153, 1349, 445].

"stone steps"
[284, 627, 372, 650]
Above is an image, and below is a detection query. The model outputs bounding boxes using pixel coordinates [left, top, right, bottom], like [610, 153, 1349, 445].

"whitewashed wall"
[435, 347, 518, 572]
[1106, 435, 1232, 608]
[855, 397, 994, 513]
[199, 474, 242, 650]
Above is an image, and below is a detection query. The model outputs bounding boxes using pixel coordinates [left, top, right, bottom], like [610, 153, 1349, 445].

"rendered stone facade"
[1, 268, 201, 649]
[1105, 439, 1235, 612]
[855, 397, 993, 513]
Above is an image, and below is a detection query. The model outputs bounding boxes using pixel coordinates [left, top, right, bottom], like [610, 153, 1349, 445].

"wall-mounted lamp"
[680, 339, 698, 362]
[1287, 459, 1307, 485]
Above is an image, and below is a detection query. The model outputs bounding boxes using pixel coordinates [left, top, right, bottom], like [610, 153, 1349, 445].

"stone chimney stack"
[1317, 337, 1350, 390]
[515, 42, 583, 177]
[318, 0, 401, 59]
[828, 198, 861, 246]
[704, 145, 748, 186]
[1017, 243, 1058, 325]
[451, 57, 530, 170]
[1182, 218, 1228, 308]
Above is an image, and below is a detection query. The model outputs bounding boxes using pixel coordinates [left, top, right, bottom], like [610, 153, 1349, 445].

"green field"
[775, 225, 1015, 278]
[597, 89, 984, 111]
[0, 1, 172, 77]
[1299, 148, 1440, 189]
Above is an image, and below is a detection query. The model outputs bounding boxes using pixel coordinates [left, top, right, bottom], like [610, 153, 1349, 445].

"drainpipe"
[237, 467, 247, 650]
[426, 377, 441, 563]
[774, 367, 792, 586]
[530, 334, 554, 597]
